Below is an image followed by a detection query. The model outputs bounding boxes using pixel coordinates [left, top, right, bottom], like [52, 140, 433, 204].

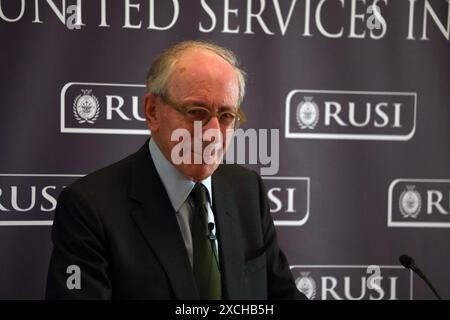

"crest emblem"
[295, 272, 317, 299]
[73, 89, 100, 124]
[296, 96, 319, 129]
[399, 185, 421, 219]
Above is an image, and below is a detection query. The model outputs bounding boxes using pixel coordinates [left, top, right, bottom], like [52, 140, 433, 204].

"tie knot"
[191, 183, 209, 208]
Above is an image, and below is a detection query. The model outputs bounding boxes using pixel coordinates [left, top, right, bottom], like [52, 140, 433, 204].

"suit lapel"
[128, 141, 198, 299]
[212, 168, 246, 299]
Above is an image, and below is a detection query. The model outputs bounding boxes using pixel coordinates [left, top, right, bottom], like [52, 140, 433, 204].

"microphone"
[207, 222, 221, 272]
[399, 254, 442, 300]
[208, 222, 217, 241]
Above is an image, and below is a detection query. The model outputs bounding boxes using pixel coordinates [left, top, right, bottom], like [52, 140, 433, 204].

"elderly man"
[46, 41, 306, 300]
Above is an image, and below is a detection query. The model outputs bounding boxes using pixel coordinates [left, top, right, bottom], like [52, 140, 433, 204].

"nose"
[203, 114, 221, 130]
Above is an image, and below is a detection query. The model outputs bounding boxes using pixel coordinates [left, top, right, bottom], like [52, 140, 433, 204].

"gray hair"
[146, 40, 246, 106]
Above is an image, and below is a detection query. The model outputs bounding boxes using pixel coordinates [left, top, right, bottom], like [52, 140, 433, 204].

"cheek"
[222, 129, 233, 148]
[159, 114, 187, 138]
[160, 120, 195, 155]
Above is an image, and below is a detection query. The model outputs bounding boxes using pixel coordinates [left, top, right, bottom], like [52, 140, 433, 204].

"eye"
[219, 111, 237, 126]
[219, 112, 237, 124]
[186, 107, 210, 120]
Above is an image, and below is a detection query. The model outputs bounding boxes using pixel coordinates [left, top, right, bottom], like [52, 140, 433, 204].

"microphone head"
[399, 255, 441, 299]
[399, 254, 415, 269]
[208, 222, 215, 232]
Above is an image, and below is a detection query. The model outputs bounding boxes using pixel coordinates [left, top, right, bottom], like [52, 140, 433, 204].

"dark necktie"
[190, 183, 222, 299]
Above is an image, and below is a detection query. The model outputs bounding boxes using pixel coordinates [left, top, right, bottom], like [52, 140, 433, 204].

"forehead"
[166, 48, 239, 102]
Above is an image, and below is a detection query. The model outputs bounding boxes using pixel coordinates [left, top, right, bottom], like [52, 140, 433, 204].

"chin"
[180, 163, 219, 182]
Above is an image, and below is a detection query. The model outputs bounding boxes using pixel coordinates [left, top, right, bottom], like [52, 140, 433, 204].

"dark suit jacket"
[46, 140, 306, 300]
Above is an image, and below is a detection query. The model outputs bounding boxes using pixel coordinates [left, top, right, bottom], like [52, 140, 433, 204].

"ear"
[144, 92, 159, 132]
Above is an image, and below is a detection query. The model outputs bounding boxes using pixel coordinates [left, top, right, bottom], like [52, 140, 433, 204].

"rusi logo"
[73, 89, 100, 123]
[0, 174, 82, 226]
[285, 90, 417, 140]
[262, 177, 309, 226]
[388, 179, 450, 228]
[290, 265, 412, 300]
[61, 82, 148, 135]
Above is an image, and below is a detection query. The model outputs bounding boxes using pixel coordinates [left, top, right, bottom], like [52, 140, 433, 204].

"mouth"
[191, 142, 224, 154]
[189, 146, 223, 164]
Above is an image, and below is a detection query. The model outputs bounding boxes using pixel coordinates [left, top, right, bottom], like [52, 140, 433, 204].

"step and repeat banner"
[0, 0, 449, 299]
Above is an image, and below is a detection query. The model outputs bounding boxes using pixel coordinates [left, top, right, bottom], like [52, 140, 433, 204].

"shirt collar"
[148, 138, 212, 212]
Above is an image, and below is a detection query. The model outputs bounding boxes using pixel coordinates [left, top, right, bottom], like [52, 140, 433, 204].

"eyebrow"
[180, 100, 237, 111]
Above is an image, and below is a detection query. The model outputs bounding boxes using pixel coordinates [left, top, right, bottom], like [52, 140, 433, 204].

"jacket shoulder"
[67, 150, 137, 197]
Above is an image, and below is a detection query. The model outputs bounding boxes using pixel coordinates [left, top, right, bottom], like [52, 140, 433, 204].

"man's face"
[145, 48, 240, 182]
